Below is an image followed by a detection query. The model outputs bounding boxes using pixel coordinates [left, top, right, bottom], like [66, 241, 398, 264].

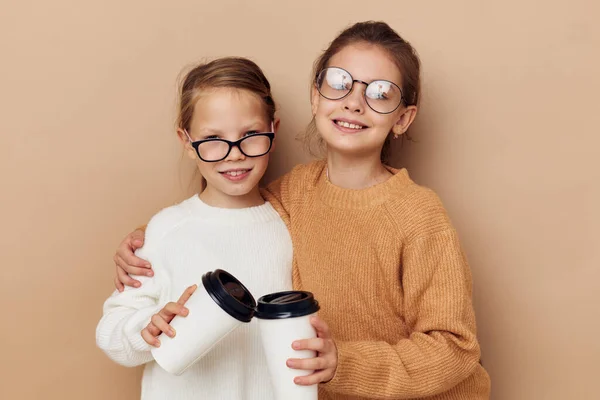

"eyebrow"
[330, 65, 401, 87]
[196, 121, 268, 136]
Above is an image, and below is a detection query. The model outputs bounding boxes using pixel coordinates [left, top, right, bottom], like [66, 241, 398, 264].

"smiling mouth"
[334, 120, 367, 130]
[220, 169, 252, 177]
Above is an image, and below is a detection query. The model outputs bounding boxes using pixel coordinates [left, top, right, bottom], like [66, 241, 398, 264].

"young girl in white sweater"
[96, 57, 298, 399]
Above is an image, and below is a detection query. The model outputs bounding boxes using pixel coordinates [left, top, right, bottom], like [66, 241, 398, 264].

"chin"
[325, 136, 374, 154]
[222, 185, 255, 197]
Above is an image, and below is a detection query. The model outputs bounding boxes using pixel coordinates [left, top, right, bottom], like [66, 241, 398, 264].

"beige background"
[1, 0, 598, 399]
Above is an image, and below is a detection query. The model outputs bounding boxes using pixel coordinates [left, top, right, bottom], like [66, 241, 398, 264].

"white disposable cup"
[255, 291, 320, 400]
[151, 269, 256, 375]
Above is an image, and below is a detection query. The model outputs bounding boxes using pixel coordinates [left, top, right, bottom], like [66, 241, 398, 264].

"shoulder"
[283, 160, 326, 193]
[384, 171, 454, 242]
[263, 160, 325, 202]
[280, 160, 325, 188]
[143, 196, 196, 247]
[290, 160, 326, 183]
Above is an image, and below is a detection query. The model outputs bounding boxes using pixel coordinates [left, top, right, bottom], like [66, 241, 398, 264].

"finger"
[177, 284, 198, 305]
[310, 316, 330, 338]
[114, 275, 125, 292]
[294, 370, 333, 386]
[118, 239, 152, 269]
[165, 301, 190, 317]
[287, 356, 329, 371]
[292, 338, 327, 352]
[151, 314, 176, 338]
[141, 328, 160, 347]
[116, 254, 152, 277]
[116, 261, 142, 288]
[145, 321, 161, 337]
[120, 248, 152, 269]
[159, 302, 189, 321]
[130, 229, 146, 249]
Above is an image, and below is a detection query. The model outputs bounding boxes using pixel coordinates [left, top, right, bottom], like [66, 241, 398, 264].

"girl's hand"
[140, 285, 197, 347]
[113, 228, 152, 292]
[286, 316, 338, 385]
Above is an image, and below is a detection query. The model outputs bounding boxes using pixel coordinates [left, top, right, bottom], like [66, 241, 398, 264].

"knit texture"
[96, 195, 293, 400]
[262, 160, 491, 400]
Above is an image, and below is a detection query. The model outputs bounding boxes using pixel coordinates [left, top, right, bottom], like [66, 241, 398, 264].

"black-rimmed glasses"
[316, 67, 405, 114]
[184, 123, 275, 162]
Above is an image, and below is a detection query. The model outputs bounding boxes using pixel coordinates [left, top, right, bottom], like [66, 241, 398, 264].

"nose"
[342, 82, 366, 114]
[225, 144, 246, 162]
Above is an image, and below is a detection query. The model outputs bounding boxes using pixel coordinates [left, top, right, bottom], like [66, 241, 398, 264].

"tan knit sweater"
[262, 160, 491, 400]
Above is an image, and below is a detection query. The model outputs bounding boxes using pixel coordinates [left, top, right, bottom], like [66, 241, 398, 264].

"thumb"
[311, 316, 331, 338]
[131, 229, 145, 248]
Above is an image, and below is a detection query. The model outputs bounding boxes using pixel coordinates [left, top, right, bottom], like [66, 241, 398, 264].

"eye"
[325, 69, 351, 91]
[244, 131, 260, 137]
[204, 135, 220, 140]
[366, 81, 393, 100]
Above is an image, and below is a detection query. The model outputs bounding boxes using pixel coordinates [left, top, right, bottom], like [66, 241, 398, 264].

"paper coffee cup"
[255, 291, 320, 400]
[151, 269, 256, 375]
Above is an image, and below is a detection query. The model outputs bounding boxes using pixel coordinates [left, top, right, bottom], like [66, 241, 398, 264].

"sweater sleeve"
[96, 246, 165, 367]
[324, 229, 482, 398]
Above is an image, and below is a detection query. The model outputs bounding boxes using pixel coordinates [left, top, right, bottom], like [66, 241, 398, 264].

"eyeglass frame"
[315, 66, 406, 114]
[183, 122, 275, 163]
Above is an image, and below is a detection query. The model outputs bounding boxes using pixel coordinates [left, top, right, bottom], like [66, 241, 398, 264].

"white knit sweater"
[96, 195, 293, 400]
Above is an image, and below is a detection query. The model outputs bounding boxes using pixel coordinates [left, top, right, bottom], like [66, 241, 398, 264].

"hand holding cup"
[141, 284, 197, 347]
[287, 316, 338, 385]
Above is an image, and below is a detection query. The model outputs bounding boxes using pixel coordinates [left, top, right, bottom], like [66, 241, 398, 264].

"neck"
[326, 151, 392, 190]
[199, 186, 265, 209]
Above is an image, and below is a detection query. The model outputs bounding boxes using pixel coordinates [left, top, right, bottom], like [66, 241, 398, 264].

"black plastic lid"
[201, 269, 256, 323]
[254, 291, 320, 319]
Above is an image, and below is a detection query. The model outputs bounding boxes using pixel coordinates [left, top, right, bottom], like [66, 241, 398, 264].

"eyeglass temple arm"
[183, 129, 194, 143]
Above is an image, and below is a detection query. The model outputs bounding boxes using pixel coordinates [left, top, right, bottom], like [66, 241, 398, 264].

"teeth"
[224, 170, 248, 177]
[336, 120, 364, 129]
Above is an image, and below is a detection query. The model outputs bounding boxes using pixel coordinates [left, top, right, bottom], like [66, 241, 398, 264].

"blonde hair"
[177, 57, 276, 132]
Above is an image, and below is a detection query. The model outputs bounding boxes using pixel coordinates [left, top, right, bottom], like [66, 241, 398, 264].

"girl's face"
[311, 43, 417, 161]
[178, 88, 275, 208]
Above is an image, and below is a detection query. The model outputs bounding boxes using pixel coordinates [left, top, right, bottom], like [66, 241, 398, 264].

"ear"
[270, 117, 280, 153]
[177, 128, 199, 161]
[311, 85, 320, 117]
[391, 105, 418, 138]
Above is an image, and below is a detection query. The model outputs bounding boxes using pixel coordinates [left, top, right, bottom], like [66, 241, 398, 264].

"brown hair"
[300, 21, 421, 163]
[177, 57, 276, 132]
